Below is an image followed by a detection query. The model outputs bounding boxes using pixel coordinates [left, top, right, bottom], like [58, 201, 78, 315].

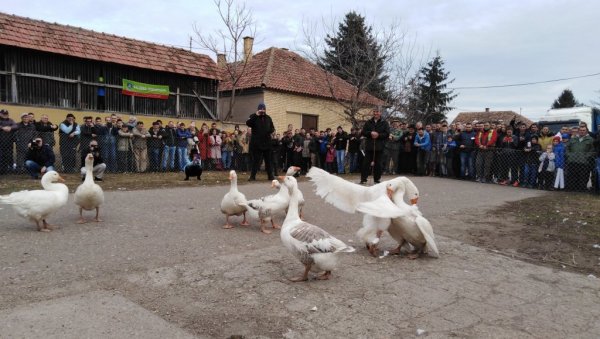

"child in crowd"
[523, 135, 542, 188]
[538, 144, 556, 190]
[325, 144, 336, 174]
[553, 134, 567, 190]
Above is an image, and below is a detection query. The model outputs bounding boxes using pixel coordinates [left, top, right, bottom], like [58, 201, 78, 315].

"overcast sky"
[4, 0, 599, 121]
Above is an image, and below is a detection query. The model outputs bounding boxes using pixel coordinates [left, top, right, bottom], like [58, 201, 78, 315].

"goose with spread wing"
[357, 183, 439, 259]
[74, 153, 105, 223]
[0, 171, 68, 232]
[306, 167, 418, 213]
[307, 167, 419, 255]
[279, 175, 355, 281]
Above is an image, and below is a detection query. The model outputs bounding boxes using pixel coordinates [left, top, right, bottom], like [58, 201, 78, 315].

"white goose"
[357, 183, 439, 259]
[284, 166, 305, 219]
[306, 167, 419, 213]
[0, 171, 68, 232]
[74, 153, 105, 223]
[306, 167, 419, 255]
[220, 170, 251, 229]
[279, 175, 355, 281]
[247, 179, 290, 234]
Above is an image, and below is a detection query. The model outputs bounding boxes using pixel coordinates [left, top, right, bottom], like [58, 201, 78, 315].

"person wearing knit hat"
[246, 102, 275, 181]
[0, 109, 18, 174]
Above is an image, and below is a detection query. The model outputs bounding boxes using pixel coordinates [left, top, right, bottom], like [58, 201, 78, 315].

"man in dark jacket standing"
[360, 107, 390, 184]
[246, 103, 275, 181]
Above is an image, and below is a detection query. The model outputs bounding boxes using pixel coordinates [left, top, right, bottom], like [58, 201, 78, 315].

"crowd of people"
[1, 106, 599, 193]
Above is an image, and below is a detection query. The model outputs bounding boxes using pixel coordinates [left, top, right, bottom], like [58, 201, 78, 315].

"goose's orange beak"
[410, 198, 418, 205]
[57, 175, 65, 183]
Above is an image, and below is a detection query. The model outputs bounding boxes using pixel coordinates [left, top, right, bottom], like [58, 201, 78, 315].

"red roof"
[0, 12, 219, 80]
[220, 47, 384, 106]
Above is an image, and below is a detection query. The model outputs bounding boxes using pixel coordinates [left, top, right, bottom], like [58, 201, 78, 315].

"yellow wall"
[263, 91, 357, 133]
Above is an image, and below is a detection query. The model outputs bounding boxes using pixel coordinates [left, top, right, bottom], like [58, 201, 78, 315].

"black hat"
[0, 109, 7, 115]
[257, 103, 266, 110]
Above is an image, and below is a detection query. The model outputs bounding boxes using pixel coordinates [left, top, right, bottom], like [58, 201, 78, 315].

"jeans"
[222, 150, 232, 169]
[163, 145, 176, 171]
[101, 136, 117, 172]
[335, 149, 346, 173]
[177, 146, 188, 171]
[347, 152, 359, 173]
[460, 152, 474, 179]
[523, 163, 538, 187]
[149, 147, 162, 172]
[24, 160, 55, 178]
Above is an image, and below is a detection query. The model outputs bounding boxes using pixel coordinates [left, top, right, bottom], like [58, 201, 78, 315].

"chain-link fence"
[1, 131, 599, 194]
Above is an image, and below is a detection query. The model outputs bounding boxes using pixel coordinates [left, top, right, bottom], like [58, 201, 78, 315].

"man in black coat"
[246, 103, 275, 181]
[360, 107, 390, 184]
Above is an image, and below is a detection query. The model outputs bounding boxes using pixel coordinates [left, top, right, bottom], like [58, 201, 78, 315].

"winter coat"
[117, 129, 133, 152]
[246, 113, 275, 151]
[25, 143, 55, 167]
[538, 152, 556, 173]
[176, 128, 192, 148]
[333, 131, 349, 150]
[35, 121, 58, 147]
[132, 127, 150, 150]
[566, 134, 594, 164]
[553, 142, 566, 168]
[414, 133, 431, 152]
[361, 117, 390, 152]
[209, 134, 222, 159]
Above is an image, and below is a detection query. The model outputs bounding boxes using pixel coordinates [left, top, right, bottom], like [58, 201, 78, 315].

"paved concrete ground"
[1, 176, 599, 338]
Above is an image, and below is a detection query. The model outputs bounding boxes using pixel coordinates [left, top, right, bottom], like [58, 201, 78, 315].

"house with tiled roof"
[0, 12, 219, 123]
[218, 38, 384, 132]
[452, 108, 534, 127]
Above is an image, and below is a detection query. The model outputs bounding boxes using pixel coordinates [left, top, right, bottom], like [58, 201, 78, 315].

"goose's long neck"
[85, 161, 94, 184]
[230, 177, 238, 192]
[284, 185, 301, 223]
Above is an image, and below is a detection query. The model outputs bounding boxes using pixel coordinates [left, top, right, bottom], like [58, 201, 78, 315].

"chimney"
[485, 107, 490, 113]
[243, 36, 254, 62]
[217, 53, 226, 68]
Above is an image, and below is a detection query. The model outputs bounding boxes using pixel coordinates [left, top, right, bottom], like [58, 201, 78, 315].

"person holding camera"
[246, 103, 275, 181]
[80, 140, 106, 181]
[24, 137, 56, 179]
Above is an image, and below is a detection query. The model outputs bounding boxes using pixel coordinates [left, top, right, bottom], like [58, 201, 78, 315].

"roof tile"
[0, 12, 219, 80]
[220, 47, 383, 105]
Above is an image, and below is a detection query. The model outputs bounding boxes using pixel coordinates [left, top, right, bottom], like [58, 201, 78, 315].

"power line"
[451, 72, 600, 90]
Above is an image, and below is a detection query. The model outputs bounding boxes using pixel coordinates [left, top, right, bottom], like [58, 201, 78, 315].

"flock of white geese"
[221, 166, 439, 282]
[0, 160, 438, 282]
[0, 154, 104, 231]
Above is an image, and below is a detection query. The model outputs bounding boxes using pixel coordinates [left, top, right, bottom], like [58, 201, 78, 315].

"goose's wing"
[356, 196, 408, 219]
[1, 190, 64, 218]
[415, 216, 439, 257]
[307, 167, 379, 213]
[290, 221, 354, 254]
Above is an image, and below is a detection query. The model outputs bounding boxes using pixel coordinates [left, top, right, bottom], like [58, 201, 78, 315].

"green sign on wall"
[122, 79, 169, 99]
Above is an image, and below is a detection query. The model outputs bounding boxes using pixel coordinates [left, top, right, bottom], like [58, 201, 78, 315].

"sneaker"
[248, 177, 256, 181]
[359, 181, 367, 185]
[512, 181, 519, 187]
[374, 180, 381, 184]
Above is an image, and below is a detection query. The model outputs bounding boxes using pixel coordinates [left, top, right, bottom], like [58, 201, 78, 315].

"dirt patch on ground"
[441, 192, 600, 276]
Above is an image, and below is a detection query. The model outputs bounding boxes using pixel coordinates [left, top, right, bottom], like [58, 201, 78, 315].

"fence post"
[10, 62, 18, 103]
[176, 87, 180, 116]
[77, 75, 82, 109]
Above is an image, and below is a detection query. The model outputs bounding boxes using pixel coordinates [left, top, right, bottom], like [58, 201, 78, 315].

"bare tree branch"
[193, 0, 256, 121]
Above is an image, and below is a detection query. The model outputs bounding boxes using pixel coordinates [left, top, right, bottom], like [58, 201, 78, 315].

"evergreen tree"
[413, 55, 456, 124]
[320, 11, 388, 100]
[551, 89, 579, 108]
